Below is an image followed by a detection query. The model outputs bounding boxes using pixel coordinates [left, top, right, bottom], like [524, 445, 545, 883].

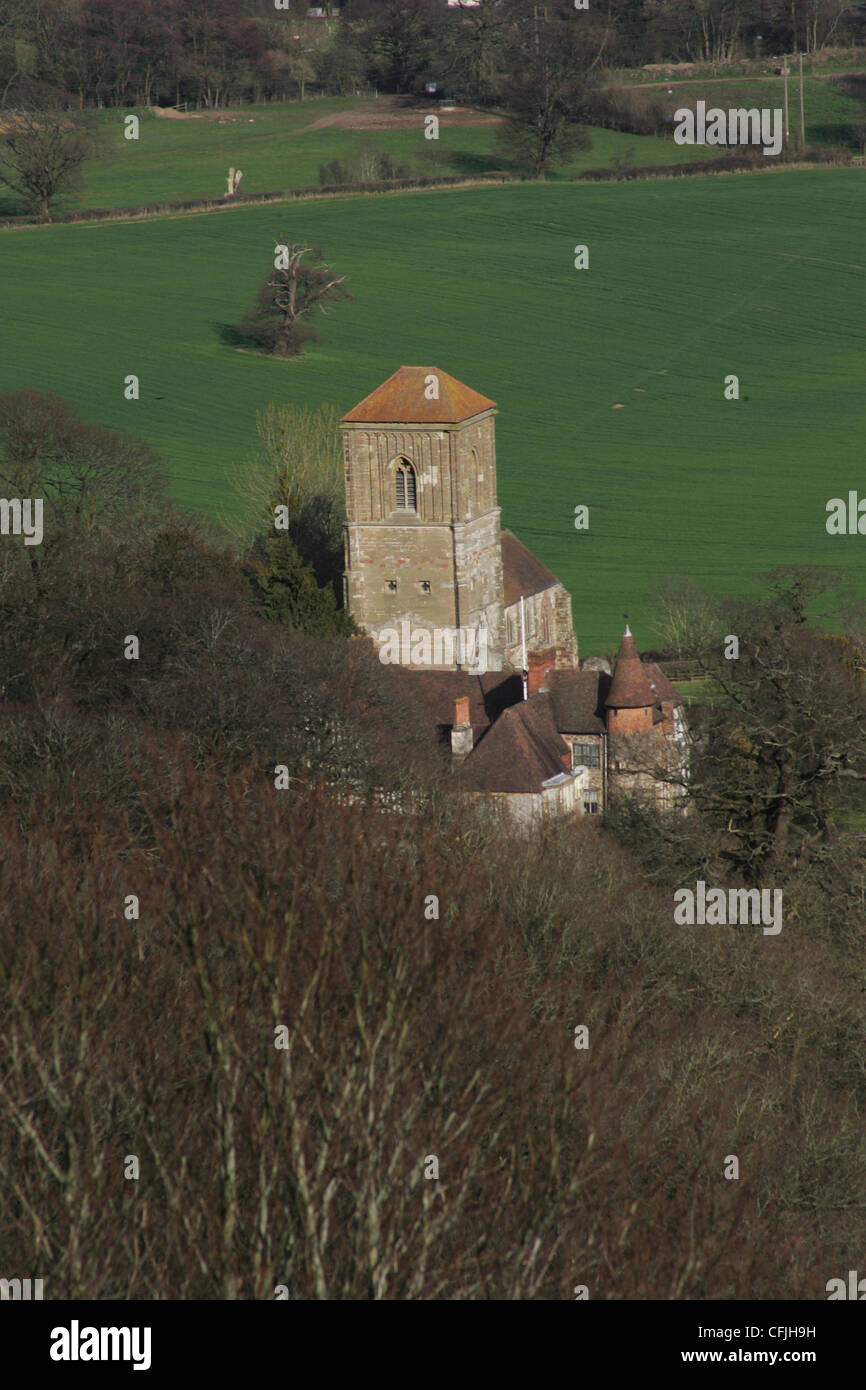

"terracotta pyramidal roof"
[341, 366, 496, 425]
[605, 625, 659, 709]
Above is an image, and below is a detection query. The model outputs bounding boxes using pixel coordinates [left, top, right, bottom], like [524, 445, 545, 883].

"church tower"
[341, 366, 505, 671]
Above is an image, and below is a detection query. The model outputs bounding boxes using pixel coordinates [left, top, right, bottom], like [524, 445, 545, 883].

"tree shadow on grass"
[810, 121, 862, 148]
[216, 323, 255, 349]
[214, 323, 305, 363]
[443, 148, 508, 176]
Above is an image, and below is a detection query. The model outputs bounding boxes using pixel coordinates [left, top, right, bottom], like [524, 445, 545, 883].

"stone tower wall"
[342, 410, 504, 671]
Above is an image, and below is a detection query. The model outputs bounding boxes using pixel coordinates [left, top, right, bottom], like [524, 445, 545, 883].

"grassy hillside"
[652, 73, 866, 145]
[0, 97, 721, 219]
[2, 171, 864, 655]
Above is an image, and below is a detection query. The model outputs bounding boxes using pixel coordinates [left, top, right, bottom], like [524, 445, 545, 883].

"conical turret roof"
[604, 625, 658, 709]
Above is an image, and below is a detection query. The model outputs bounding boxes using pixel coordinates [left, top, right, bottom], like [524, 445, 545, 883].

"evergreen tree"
[248, 528, 355, 637]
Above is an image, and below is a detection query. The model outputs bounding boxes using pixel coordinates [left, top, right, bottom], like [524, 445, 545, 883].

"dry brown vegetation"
[3, 765, 856, 1300]
[1, 395, 865, 1299]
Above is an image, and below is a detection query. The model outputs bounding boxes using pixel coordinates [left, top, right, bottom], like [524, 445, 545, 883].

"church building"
[341, 366, 687, 822]
[341, 365, 577, 673]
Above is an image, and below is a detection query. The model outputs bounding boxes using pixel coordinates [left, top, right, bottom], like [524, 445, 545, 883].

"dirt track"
[303, 99, 502, 132]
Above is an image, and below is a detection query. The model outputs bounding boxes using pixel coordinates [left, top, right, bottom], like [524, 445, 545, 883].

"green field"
[674, 679, 719, 707]
[2, 170, 865, 655]
[652, 74, 866, 145]
[0, 97, 722, 219]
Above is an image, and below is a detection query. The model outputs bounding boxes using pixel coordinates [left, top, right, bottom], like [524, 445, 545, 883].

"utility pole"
[532, 4, 548, 57]
[798, 52, 805, 151]
[782, 56, 789, 145]
[520, 596, 528, 702]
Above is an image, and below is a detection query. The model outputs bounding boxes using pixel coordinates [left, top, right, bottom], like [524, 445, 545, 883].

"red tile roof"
[547, 668, 608, 733]
[643, 662, 683, 707]
[605, 627, 658, 709]
[457, 692, 571, 793]
[341, 366, 496, 425]
[378, 666, 522, 742]
[501, 529, 561, 606]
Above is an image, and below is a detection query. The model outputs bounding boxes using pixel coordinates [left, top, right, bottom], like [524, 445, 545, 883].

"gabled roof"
[605, 626, 658, 709]
[457, 692, 571, 793]
[547, 668, 609, 734]
[501, 529, 561, 606]
[341, 366, 496, 425]
[378, 666, 522, 741]
[643, 662, 683, 707]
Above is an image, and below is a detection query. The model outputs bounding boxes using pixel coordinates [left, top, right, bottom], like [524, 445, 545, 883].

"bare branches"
[0, 109, 91, 216]
[237, 243, 353, 360]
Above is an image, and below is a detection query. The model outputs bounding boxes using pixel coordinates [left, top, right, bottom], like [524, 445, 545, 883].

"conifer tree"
[249, 528, 354, 637]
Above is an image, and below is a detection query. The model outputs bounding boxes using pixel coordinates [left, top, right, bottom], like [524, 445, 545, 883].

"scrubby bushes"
[2, 396, 865, 1298]
[581, 84, 669, 136]
[0, 766, 845, 1299]
[318, 141, 412, 186]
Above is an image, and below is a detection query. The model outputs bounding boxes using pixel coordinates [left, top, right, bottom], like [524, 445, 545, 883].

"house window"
[583, 790, 600, 815]
[395, 459, 417, 512]
[573, 742, 600, 769]
[542, 615, 550, 644]
[420, 580, 431, 594]
[507, 612, 516, 644]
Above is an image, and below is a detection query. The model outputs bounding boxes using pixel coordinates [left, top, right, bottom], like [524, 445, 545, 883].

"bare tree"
[651, 574, 724, 658]
[229, 402, 345, 595]
[494, 3, 600, 178]
[0, 390, 167, 531]
[238, 243, 353, 359]
[624, 569, 866, 880]
[0, 109, 92, 215]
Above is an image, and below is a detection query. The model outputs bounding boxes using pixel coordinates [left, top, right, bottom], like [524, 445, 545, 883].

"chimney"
[451, 695, 473, 760]
[527, 650, 554, 697]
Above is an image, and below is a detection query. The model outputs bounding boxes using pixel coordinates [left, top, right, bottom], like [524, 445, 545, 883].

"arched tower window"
[395, 458, 417, 512]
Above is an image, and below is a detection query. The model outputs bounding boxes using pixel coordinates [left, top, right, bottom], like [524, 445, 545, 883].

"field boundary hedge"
[2, 153, 859, 229]
[579, 147, 859, 181]
[0, 172, 520, 230]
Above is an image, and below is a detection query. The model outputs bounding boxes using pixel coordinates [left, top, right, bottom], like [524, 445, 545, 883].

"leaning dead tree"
[224, 166, 243, 198]
[237, 242, 353, 359]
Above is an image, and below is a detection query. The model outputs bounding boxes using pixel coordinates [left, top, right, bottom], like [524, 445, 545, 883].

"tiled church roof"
[501, 529, 561, 605]
[341, 366, 496, 424]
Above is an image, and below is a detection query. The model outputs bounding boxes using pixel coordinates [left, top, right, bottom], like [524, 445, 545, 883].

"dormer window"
[395, 459, 417, 512]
